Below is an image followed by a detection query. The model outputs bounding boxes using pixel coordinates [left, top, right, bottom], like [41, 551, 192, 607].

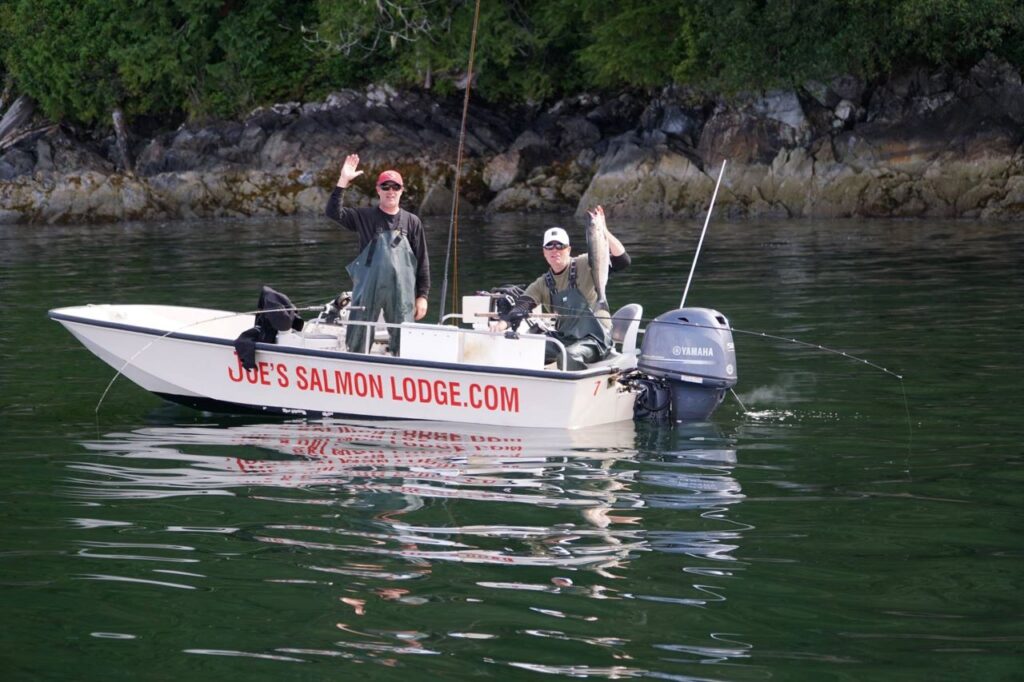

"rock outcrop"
[2, 56, 1022, 224]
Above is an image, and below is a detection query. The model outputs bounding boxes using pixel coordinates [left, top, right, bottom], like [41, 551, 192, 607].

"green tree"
[3, 0, 125, 123]
[574, 0, 687, 90]
[3, 0, 1024, 127]
[1, 0, 343, 125]
[889, 0, 1024, 67]
[309, 1, 536, 99]
[675, 0, 1024, 93]
[199, 0, 337, 117]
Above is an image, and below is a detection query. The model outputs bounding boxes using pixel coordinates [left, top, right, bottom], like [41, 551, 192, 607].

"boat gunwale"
[48, 308, 626, 382]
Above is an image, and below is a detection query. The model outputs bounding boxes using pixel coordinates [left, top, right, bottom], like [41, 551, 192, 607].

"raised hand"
[337, 153, 364, 188]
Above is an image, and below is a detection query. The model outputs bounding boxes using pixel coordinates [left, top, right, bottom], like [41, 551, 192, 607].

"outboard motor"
[638, 308, 737, 421]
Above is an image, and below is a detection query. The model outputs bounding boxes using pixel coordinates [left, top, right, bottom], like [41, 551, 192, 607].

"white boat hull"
[51, 305, 639, 429]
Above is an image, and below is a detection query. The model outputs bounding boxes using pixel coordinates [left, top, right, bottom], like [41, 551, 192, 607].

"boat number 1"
[593, 380, 601, 396]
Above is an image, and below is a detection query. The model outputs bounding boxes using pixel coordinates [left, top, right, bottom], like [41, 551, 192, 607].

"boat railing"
[316, 315, 569, 370]
[439, 312, 479, 326]
[436, 313, 567, 370]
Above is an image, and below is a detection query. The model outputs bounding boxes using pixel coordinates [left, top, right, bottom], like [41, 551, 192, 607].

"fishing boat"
[48, 295, 738, 429]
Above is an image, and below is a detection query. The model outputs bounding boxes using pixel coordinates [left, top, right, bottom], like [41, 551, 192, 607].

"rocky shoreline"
[1, 56, 1023, 225]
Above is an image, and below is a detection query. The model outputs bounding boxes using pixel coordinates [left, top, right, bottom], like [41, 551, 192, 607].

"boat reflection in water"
[68, 418, 750, 673]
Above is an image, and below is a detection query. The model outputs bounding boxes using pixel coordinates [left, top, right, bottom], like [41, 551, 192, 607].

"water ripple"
[76, 573, 197, 590]
[50, 417, 749, 676]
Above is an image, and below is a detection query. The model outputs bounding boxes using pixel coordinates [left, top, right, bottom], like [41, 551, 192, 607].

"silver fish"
[586, 217, 610, 315]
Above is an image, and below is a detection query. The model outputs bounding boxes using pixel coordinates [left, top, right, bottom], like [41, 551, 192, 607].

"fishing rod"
[437, 0, 482, 323]
[680, 159, 727, 308]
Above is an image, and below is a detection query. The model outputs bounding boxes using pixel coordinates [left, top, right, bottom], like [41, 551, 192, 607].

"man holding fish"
[491, 206, 630, 370]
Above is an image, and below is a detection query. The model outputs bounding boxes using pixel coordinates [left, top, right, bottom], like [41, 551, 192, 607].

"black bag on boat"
[490, 284, 527, 314]
[489, 284, 532, 330]
[233, 285, 305, 370]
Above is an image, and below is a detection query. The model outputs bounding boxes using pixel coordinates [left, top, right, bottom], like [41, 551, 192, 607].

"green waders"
[345, 225, 417, 355]
[545, 260, 611, 370]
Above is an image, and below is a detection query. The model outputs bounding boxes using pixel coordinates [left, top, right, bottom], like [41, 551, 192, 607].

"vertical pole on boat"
[437, 0, 482, 323]
[680, 159, 727, 309]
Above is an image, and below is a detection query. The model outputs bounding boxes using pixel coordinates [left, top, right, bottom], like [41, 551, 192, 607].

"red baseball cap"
[377, 170, 403, 186]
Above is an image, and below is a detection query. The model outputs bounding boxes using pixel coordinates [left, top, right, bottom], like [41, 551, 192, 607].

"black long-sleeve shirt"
[325, 187, 431, 299]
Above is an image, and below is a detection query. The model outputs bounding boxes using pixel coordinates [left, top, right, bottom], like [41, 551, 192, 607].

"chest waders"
[545, 259, 611, 370]
[345, 218, 416, 354]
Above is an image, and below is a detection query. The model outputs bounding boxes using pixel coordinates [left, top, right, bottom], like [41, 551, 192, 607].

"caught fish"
[586, 207, 611, 315]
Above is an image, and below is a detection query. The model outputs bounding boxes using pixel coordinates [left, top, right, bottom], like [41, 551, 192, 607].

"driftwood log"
[0, 95, 36, 151]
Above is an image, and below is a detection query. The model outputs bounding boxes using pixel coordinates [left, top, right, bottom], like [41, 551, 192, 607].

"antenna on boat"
[437, 0, 482, 323]
[680, 159, 727, 308]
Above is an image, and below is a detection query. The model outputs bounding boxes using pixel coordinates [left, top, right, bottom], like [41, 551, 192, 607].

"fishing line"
[896, 379, 913, 461]
[650, 318, 911, 440]
[729, 388, 748, 413]
[94, 304, 323, 414]
[614, 313, 906, 381]
[733, 324, 914, 458]
[728, 326, 903, 379]
[477, 307, 903, 382]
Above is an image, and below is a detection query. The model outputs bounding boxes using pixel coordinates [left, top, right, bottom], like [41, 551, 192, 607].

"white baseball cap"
[542, 227, 570, 247]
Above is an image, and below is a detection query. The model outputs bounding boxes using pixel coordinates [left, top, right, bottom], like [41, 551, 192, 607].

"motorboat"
[49, 295, 737, 429]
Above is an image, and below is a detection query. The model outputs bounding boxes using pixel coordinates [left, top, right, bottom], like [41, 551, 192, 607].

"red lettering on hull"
[227, 356, 519, 413]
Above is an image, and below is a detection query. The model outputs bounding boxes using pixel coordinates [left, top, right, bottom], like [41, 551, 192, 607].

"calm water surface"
[1, 214, 1022, 681]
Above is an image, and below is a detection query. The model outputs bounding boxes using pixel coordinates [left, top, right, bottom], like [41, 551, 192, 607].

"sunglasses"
[379, 182, 403, 191]
[543, 242, 568, 251]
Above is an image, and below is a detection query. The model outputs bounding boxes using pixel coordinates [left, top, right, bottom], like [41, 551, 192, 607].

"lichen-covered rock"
[2, 59, 1024, 224]
[417, 182, 455, 216]
[0, 148, 34, 180]
[577, 141, 717, 218]
[483, 151, 522, 192]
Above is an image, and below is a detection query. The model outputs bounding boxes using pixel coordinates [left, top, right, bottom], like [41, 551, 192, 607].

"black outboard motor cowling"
[638, 307, 737, 421]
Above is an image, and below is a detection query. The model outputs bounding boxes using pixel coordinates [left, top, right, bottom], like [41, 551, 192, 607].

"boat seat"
[610, 303, 643, 355]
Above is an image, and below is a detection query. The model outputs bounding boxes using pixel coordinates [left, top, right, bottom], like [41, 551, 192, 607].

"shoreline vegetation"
[2, 1, 1023, 224]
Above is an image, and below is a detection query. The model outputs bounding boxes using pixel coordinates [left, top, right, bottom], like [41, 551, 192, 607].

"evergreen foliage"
[1, 0, 1022, 129]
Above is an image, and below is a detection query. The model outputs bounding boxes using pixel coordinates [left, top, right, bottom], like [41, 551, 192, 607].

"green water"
[1, 215, 1022, 681]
